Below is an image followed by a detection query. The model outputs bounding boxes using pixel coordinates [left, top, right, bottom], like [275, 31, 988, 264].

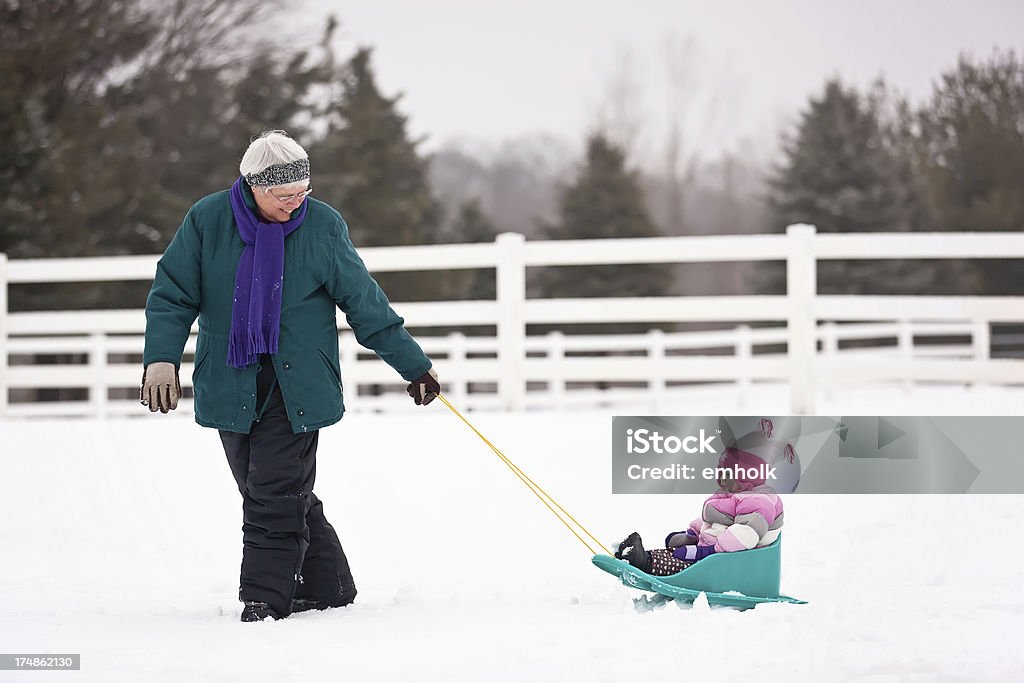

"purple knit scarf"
[227, 176, 308, 369]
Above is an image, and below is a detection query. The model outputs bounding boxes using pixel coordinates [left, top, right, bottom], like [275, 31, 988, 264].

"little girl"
[615, 445, 786, 576]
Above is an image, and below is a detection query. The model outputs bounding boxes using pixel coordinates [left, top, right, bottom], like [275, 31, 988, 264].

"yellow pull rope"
[435, 393, 612, 557]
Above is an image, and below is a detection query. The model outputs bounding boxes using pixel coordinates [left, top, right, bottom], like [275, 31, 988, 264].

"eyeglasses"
[267, 186, 312, 203]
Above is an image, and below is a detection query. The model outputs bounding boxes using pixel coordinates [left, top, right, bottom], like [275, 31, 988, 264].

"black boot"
[615, 531, 640, 559]
[615, 532, 651, 573]
[292, 586, 357, 613]
[241, 601, 282, 622]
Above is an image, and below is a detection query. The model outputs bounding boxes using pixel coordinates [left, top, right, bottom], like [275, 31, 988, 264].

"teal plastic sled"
[592, 537, 807, 610]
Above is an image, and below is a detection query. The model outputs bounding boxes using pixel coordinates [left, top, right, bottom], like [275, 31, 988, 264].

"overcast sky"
[300, 0, 1023, 164]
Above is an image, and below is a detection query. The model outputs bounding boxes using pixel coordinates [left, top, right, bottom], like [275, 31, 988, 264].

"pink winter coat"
[666, 486, 784, 557]
[694, 486, 784, 551]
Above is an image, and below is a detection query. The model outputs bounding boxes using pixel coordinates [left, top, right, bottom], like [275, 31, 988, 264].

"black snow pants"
[219, 355, 355, 617]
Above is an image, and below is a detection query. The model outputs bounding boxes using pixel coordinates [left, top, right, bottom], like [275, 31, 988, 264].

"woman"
[141, 130, 440, 622]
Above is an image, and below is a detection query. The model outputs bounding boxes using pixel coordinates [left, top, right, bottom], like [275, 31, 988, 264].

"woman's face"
[252, 181, 310, 222]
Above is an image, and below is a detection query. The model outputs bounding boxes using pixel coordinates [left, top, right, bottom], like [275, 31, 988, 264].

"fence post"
[89, 332, 106, 418]
[786, 224, 817, 415]
[735, 324, 752, 407]
[971, 319, 990, 389]
[0, 253, 7, 417]
[648, 328, 666, 412]
[820, 322, 838, 401]
[898, 319, 914, 394]
[448, 331, 468, 406]
[495, 233, 526, 411]
[547, 331, 565, 411]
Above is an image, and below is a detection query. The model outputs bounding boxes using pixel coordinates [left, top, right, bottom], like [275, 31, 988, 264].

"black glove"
[406, 368, 440, 405]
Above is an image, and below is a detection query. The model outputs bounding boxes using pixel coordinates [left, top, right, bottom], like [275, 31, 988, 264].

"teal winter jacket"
[143, 185, 432, 434]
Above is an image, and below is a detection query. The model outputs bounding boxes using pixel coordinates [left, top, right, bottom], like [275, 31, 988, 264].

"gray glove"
[140, 362, 181, 413]
[666, 531, 699, 548]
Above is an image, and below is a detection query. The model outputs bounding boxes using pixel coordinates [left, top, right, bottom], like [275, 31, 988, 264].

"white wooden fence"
[1, 224, 1023, 417]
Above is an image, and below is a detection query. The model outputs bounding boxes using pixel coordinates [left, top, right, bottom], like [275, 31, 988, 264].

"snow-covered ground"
[2, 385, 1023, 682]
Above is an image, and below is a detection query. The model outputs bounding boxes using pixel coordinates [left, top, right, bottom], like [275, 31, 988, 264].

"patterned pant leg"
[648, 549, 691, 576]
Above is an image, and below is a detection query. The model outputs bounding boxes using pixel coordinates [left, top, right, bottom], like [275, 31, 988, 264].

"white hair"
[239, 130, 308, 184]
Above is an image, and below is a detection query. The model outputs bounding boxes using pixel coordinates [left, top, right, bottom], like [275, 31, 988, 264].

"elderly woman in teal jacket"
[141, 130, 439, 622]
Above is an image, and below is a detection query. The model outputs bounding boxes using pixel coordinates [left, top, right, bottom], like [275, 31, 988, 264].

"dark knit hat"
[244, 158, 310, 187]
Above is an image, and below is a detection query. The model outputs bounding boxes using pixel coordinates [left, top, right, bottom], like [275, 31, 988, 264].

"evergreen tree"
[917, 50, 1024, 294]
[537, 134, 673, 310]
[314, 47, 443, 302]
[0, 0, 158, 259]
[759, 79, 926, 295]
[0, 1, 331, 310]
[770, 80, 914, 234]
[98, 7, 334, 259]
[315, 49, 440, 248]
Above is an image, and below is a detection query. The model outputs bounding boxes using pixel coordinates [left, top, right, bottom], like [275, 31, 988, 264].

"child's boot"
[615, 531, 652, 573]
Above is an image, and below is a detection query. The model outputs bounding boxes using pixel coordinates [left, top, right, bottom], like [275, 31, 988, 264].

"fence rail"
[2, 225, 1024, 417]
